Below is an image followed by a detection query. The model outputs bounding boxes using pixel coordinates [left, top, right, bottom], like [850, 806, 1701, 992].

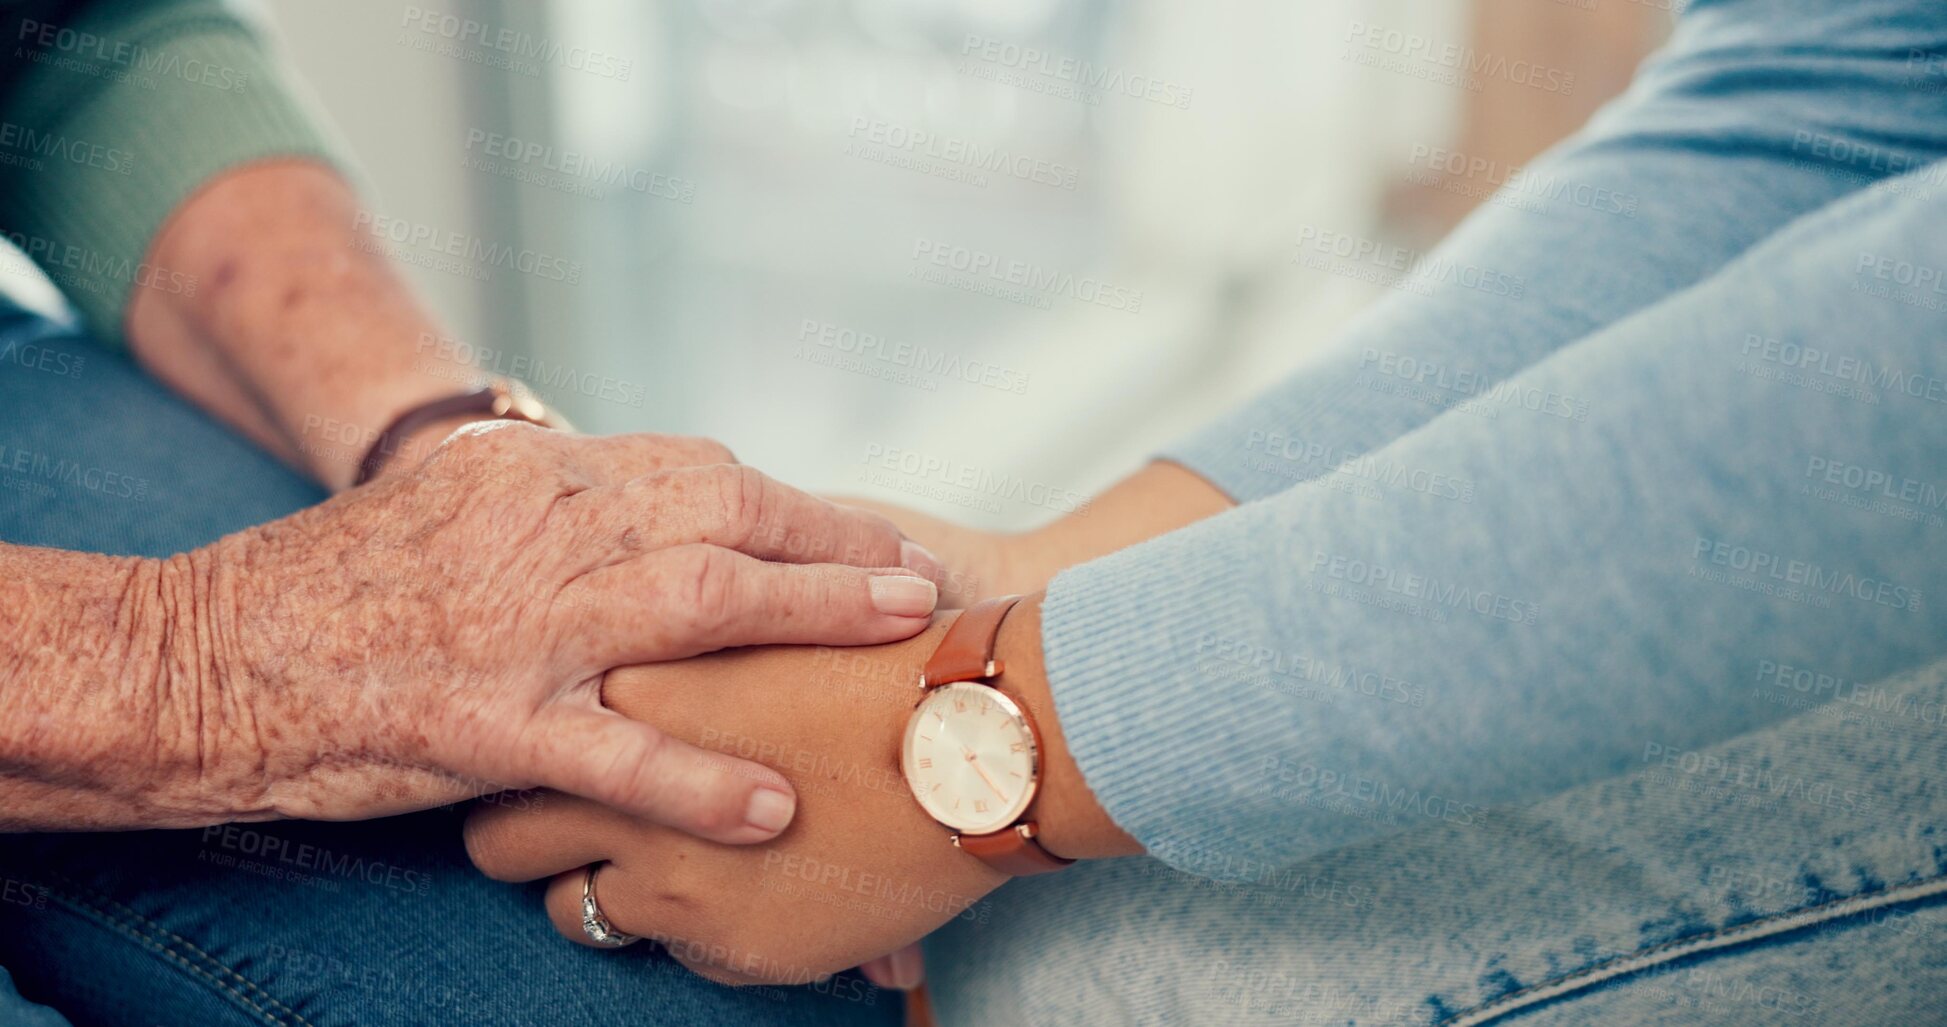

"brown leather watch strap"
[956, 823, 1075, 876]
[919, 595, 1076, 877]
[353, 381, 552, 486]
[921, 594, 1024, 687]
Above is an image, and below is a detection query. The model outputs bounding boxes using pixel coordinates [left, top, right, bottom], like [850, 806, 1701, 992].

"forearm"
[0, 544, 252, 830]
[126, 161, 488, 491]
[1039, 171, 1947, 878]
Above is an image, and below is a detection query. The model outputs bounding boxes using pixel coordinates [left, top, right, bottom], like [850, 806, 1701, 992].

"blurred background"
[249, 0, 1665, 528]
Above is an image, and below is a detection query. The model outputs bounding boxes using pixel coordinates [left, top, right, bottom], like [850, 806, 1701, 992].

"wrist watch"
[900, 595, 1075, 876]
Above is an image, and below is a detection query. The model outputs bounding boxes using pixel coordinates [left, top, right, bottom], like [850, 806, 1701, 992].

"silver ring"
[580, 864, 639, 947]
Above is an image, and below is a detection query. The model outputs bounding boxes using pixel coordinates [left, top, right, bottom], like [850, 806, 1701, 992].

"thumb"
[517, 705, 796, 844]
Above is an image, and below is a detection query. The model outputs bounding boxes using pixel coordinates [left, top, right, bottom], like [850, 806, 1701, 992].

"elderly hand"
[172, 422, 941, 841]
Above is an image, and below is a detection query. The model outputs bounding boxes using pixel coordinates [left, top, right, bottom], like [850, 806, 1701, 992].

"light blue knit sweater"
[930, 0, 1947, 1021]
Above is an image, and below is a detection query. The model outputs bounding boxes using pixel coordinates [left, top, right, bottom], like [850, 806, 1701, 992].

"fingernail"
[870, 574, 938, 617]
[900, 540, 944, 582]
[744, 787, 795, 835]
[889, 945, 925, 989]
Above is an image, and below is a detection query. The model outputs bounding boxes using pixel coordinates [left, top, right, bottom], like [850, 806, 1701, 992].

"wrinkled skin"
[171, 422, 940, 840]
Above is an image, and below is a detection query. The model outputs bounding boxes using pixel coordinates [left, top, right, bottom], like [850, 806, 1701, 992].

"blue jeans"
[0, 311, 900, 1027]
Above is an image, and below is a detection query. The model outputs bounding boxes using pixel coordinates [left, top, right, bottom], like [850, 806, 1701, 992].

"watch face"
[901, 682, 1040, 834]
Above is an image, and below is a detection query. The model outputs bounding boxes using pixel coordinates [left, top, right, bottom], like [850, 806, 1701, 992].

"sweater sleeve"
[0, 0, 343, 344]
[1162, 0, 1947, 504]
[1044, 165, 1947, 878]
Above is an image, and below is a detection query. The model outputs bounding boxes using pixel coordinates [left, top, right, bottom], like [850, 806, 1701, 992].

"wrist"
[992, 593, 1142, 860]
[359, 382, 566, 486]
[129, 162, 493, 492]
[363, 411, 495, 484]
[144, 548, 273, 822]
[147, 549, 268, 822]
[0, 548, 264, 828]
[1003, 461, 1235, 596]
[989, 528, 1064, 599]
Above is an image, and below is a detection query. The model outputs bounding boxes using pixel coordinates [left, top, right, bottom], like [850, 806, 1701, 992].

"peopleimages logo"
[1194, 632, 1430, 708]
[1, 339, 85, 379]
[959, 35, 1193, 109]
[1754, 658, 1947, 726]
[1, 230, 195, 298]
[1308, 549, 1540, 625]
[1356, 348, 1586, 421]
[0, 443, 149, 500]
[846, 117, 1078, 190]
[1739, 332, 1947, 406]
[462, 129, 694, 202]
[413, 332, 647, 409]
[858, 443, 1091, 515]
[909, 239, 1143, 313]
[1342, 21, 1575, 95]
[1293, 226, 1526, 299]
[200, 825, 433, 894]
[1690, 536, 1923, 612]
[399, 6, 633, 80]
[1641, 741, 1873, 814]
[353, 212, 582, 284]
[1258, 756, 1489, 827]
[796, 318, 1030, 395]
[1406, 143, 1637, 217]
[1242, 429, 1477, 502]
[1804, 455, 1947, 513]
[15, 17, 250, 91]
[0, 121, 134, 174]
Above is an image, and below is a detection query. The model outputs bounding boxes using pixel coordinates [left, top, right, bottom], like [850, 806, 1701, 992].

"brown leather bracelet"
[352, 380, 553, 486]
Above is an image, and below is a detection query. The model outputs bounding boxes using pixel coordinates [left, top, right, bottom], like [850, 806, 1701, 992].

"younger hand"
[464, 623, 1011, 985]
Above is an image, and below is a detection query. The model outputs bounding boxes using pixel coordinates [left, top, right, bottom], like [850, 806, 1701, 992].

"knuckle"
[596, 731, 675, 813]
[709, 464, 768, 548]
[851, 509, 903, 563]
[672, 545, 742, 634]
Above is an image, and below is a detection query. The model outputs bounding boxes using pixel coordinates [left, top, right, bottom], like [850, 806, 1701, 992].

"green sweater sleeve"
[0, 0, 343, 345]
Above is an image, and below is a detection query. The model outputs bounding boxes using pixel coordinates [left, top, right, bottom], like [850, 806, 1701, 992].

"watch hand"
[962, 747, 1010, 803]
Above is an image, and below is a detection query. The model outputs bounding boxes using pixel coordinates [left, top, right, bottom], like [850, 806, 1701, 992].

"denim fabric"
[928, 655, 1947, 1025]
[0, 320, 899, 1027]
